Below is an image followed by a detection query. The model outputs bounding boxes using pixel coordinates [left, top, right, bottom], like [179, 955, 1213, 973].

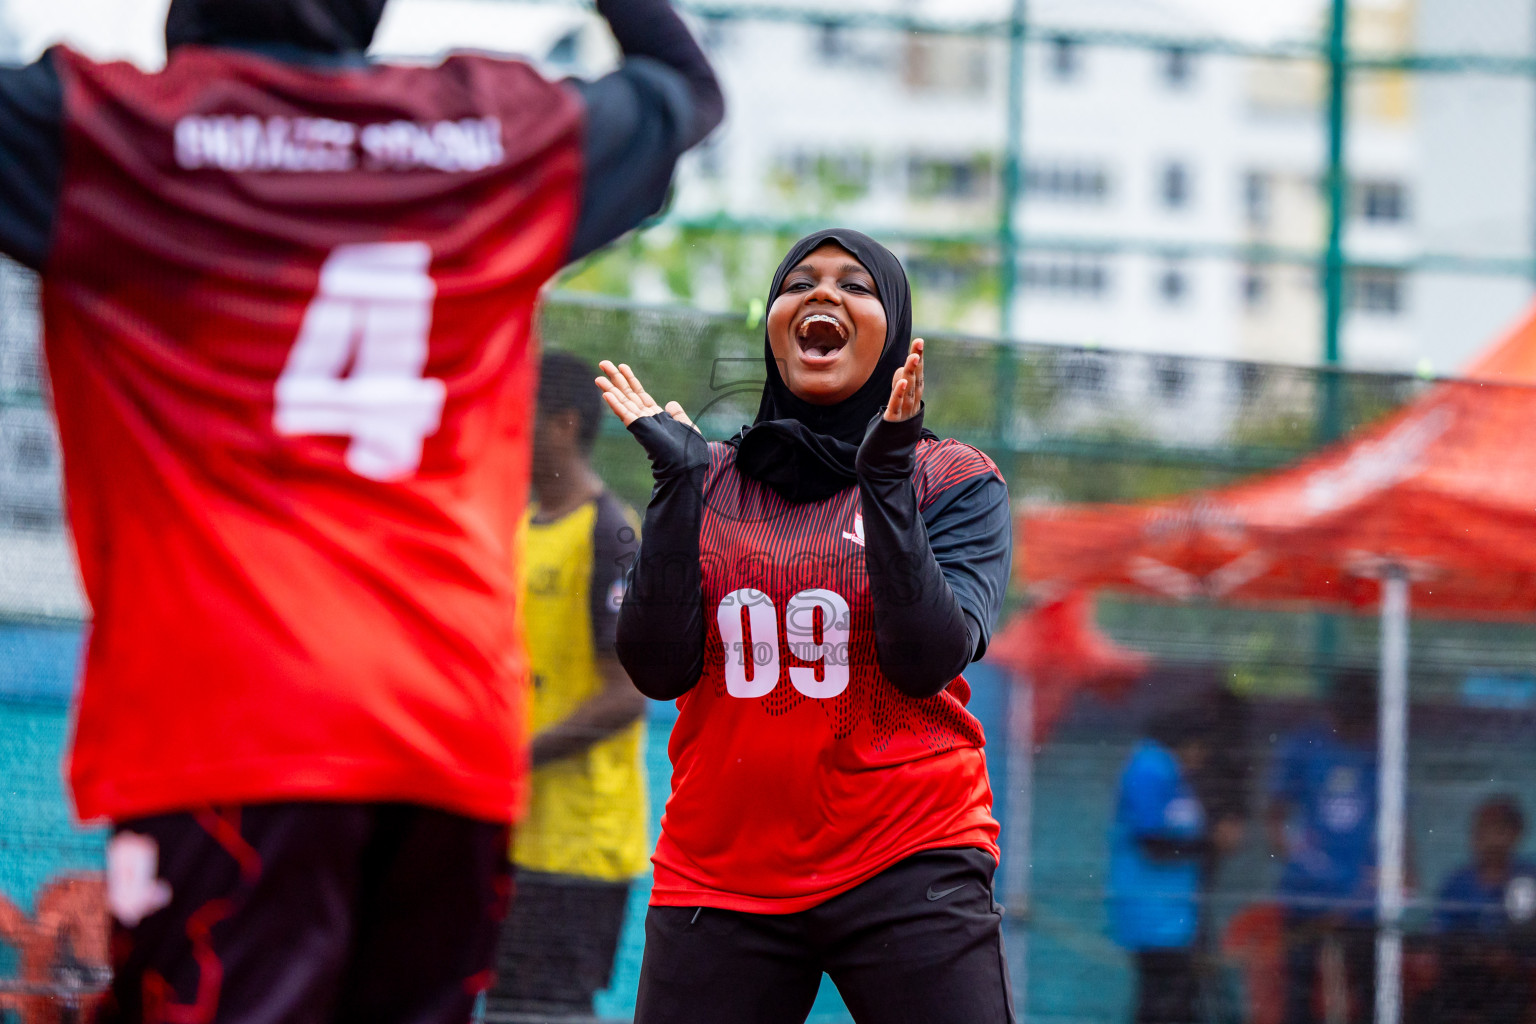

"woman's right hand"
[595, 360, 708, 478]
[595, 360, 696, 429]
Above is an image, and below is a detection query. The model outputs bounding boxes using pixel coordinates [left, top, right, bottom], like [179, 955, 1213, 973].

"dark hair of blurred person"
[1428, 795, 1536, 1024]
[1327, 667, 1379, 744]
[489, 350, 647, 1016]
[532, 350, 608, 493]
[0, 0, 721, 1015]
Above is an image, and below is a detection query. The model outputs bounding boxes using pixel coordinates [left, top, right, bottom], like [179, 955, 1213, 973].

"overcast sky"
[2, 0, 1328, 66]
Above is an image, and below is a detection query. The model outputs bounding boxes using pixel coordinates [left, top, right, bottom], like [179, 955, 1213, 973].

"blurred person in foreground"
[597, 230, 1015, 1023]
[1109, 708, 1244, 1024]
[1427, 796, 1536, 1024]
[0, 0, 720, 1019]
[486, 352, 646, 1019]
[1268, 670, 1381, 1024]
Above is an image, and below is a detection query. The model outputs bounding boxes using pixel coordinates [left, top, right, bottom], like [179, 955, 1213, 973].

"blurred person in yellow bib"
[488, 351, 648, 1018]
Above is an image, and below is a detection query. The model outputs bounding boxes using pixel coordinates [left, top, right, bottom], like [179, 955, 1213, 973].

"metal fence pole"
[992, 0, 1027, 447]
[1322, 0, 1350, 383]
[1314, 0, 1351, 691]
[1375, 569, 1410, 1024]
[999, 0, 1027, 341]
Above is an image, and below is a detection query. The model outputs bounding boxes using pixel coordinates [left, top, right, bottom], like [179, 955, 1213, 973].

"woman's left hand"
[883, 339, 924, 422]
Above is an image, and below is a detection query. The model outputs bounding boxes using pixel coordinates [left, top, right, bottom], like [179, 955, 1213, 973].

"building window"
[1024, 161, 1111, 204]
[1151, 356, 1189, 400]
[1021, 257, 1110, 299]
[1158, 264, 1188, 304]
[909, 258, 981, 292]
[816, 22, 850, 60]
[1243, 171, 1271, 226]
[1160, 47, 1193, 88]
[908, 154, 995, 200]
[1357, 181, 1408, 224]
[1058, 351, 1111, 394]
[1350, 269, 1405, 315]
[1160, 162, 1191, 209]
[904, 37, 990, 95]
[1049, 36, 1080, 81]
[1241, 266, 1267, 308]
[694, 136, 725, 180]
[700, 15, 730, 52]
[778, 150, 873, 200]
[1229, 361, 1264, 402]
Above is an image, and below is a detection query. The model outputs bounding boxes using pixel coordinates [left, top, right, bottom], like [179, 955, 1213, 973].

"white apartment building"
[1410, 0, 1536, 374]
[3, 0, 1524, 373]
[369, 0, 1456, 371]
[657, 0, 1435, 372]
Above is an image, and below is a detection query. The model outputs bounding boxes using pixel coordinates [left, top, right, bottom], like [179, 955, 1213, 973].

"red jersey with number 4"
[44, 45, 581, 823]
[650, 441, 1002, 913]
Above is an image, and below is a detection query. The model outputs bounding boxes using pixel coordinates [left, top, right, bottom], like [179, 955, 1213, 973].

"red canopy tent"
[1011, 302, 1536, 1024]
[1019, 303, 1536, 616]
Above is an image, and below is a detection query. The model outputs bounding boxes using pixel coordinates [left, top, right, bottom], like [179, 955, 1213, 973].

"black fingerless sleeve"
[856, 413, 1012, 699]
[0, 53, 65, 271]
[614, 415, 710, 700]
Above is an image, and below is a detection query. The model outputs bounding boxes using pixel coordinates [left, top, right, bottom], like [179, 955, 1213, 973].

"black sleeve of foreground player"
[0, 54, 64, 271]
[566, 0, 723, 262]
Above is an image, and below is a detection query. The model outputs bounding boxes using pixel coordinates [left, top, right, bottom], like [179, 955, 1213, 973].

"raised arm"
[566, 0, 724, 262]
[0, 53, 65, 272]
[857, 340, 1012, 699]
[595, 361, 710, 700]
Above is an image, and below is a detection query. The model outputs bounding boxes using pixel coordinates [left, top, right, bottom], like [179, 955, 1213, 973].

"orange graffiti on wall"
[0, 873, 109, 1023]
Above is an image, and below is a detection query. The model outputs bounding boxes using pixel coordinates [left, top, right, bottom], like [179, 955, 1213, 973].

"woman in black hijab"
[596, 229, 1014, 1023]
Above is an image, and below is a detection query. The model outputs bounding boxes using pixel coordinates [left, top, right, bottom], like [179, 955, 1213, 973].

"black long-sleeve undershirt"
[614, 413, 710, 700]
[856, 413, 1010, 698]
[615, 411, 1013, 702]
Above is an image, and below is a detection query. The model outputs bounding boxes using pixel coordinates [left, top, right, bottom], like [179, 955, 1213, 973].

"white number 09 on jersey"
[717, 588, 852, 700]
[274, 242, 446, 481]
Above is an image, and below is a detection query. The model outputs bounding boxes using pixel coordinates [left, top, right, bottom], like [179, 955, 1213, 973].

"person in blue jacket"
[1267, 670, 1381, 1024]
[1110, 708, 1240, 1024]
[1430, 796, 1536, 1024]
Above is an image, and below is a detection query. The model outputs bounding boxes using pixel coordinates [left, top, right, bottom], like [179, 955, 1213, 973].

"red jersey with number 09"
[649, 441, 1002, 914]
[45, 45, 581, 824]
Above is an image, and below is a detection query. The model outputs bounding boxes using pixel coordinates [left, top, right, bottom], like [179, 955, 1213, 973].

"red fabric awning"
[1018, 302, 1536, 619]
[987, 591, 1148, 737]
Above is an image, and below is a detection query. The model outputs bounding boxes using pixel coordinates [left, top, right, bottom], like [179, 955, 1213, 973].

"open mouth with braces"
[795, 313, 849, 361]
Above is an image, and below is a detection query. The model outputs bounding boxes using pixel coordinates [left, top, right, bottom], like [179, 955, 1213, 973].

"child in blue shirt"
[1431, 796, 1536, 1024]
[1111, 709, 1243, 1024]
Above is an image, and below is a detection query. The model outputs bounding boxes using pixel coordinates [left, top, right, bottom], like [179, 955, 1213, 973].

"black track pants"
[635, 847, 1016, 1024]
[98, 802, 510, 1024]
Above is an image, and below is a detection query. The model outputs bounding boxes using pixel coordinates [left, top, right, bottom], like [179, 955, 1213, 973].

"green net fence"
[4, 254, 1535, 1022]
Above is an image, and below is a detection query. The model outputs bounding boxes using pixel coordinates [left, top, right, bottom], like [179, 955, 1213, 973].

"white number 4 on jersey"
[274, 242, 446, 481]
